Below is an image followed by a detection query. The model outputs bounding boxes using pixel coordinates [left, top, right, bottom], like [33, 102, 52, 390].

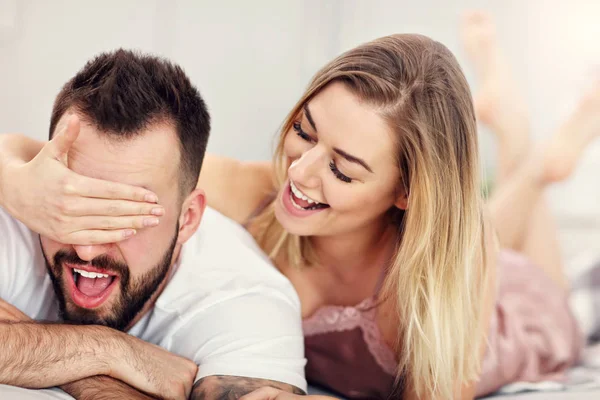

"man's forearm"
[61, 376, 154, 400]
[0, 299, 149, 398]
[0, 134, 43, 209]
[0, 321, 117, 388]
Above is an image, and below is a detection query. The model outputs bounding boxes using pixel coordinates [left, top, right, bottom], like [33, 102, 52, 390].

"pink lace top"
[303, 297, 400, 399]
[301, 250, 583, 399]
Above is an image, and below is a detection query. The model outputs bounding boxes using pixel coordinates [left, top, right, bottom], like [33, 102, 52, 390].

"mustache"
[53, 250, 129, 276]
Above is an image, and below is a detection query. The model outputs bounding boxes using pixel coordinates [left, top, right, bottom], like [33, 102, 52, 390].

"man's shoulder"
[0, 206, 55, 319]
[183, 207, 287, 281]
[0, 205, 35, 241]
[157, 207, 298, 313]
[0, 206, 40, 266]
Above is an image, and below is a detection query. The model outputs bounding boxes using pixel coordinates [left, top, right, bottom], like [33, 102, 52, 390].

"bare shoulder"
[198, 154, 274, 224]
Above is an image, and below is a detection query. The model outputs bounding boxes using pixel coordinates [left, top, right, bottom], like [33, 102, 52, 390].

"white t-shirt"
[0, 206, 306, 399]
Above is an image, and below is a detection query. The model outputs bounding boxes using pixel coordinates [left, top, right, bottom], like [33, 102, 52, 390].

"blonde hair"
[252, 34, 486, 399]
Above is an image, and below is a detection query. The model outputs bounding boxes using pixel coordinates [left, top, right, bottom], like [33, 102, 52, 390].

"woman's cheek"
[282, 132, 296, 157]
[284, 131, 316, 160]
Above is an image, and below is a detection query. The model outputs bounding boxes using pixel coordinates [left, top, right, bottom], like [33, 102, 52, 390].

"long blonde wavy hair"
[251, 34, 487, 399]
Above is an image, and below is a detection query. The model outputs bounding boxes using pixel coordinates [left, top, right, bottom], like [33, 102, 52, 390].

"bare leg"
[520, 79, 600, 285]
[520, 201, 565, 288]
[461, 10, 529, 184]
[463, 11, 600, 288]
[462, 11, 561, 269]
[487, 82, 600, 289]
[543, 79, 600, 182]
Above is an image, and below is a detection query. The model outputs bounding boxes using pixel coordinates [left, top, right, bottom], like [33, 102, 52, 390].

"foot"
[461, 11, 530, 172]
[543, 79, 600, 183]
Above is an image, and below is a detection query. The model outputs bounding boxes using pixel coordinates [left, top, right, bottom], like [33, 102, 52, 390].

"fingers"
[61, 197, 164, 218]
[239, 387, 284, 400]
[76, 215, 161, 231]
[0, 300, 31, 322]
[65, 229, 137, 246]
[68, 174, 159, 203]
[50, 115, 81, 162]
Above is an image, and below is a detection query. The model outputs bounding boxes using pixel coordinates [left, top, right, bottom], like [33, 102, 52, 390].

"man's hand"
[110, 333, 198, 400]
[0, 298, 31, 322]
[191, 375, 305, 400]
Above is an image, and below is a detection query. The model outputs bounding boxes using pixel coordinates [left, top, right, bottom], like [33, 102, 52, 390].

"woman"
[1, 16, 595, 398]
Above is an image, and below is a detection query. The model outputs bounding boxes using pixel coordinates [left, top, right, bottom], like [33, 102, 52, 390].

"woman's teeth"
[289, 181, 327, 211]
[290, 193, 323, 211]
[290, 181, 319, 204]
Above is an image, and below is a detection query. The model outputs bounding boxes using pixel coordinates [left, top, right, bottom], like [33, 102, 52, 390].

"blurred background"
[1, 0, 599, 272]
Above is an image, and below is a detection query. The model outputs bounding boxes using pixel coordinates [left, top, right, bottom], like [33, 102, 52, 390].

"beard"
[42, 225, 179, 331]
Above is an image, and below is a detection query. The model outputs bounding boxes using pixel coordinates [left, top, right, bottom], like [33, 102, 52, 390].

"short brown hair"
[49, 49, 210, 193]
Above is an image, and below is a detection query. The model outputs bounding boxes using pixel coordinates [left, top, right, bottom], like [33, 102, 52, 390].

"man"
[0, 50, 306, 399]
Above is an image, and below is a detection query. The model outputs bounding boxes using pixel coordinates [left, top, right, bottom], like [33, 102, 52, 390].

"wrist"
[103, 329, 139, 380]
[0, 158, 23, 216]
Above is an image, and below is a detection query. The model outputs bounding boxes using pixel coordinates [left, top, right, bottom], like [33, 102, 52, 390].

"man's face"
[40, 113, 183, 331]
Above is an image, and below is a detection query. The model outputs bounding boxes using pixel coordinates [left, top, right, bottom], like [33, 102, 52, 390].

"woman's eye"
[293, 121, 314, 143]
[329, 160, 352, 183]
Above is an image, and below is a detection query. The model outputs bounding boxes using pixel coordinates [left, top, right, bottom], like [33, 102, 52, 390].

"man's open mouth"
[65, 263, 120, 309]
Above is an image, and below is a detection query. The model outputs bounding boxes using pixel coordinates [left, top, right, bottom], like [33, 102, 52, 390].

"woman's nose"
[288, 148, 323, 188]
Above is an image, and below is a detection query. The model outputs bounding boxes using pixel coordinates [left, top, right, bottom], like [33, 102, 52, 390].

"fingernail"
[144, 218, 160, 227]
[145, 193, 158, 203]
[123, 229, 136, 238]
[151, 207, 164, 216]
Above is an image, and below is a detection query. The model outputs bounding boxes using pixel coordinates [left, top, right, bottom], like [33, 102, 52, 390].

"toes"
[463, 10, 491, 26]
[578, 79, 600, 112]
[461, 10, 497, 54]
[474, 94, 495, 125]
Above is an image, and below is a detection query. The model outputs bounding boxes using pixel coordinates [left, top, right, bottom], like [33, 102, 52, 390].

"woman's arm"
[0, 134, 44, 211]
[198, 154, 274, 224]
[239, 386, 336, 400]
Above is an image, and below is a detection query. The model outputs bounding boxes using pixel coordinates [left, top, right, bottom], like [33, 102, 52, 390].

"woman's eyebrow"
[303, 104, 317, 132]
[333, 148, 374, 173]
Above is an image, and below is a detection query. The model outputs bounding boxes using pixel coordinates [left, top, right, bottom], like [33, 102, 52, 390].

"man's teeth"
[73, 268, 109, 279]
[290, 181, 320, 205]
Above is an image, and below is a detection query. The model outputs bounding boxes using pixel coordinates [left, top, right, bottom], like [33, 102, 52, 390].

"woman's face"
[274, 82, 405, 238]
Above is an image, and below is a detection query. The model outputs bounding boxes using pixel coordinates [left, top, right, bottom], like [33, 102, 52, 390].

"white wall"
[1, 0, 599, 266]
[0, 0, 337, 160]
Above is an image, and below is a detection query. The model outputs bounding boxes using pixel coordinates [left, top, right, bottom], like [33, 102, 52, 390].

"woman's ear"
[176, 188, 207, 245]
[395, 187, 409, 210]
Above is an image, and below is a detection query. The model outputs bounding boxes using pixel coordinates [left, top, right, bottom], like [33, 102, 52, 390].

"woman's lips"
[281, 180, 328, 218]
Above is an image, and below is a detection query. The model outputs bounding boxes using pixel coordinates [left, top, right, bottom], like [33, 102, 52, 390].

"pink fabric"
[303, 250, 583, 399]
[476, 250, 584, 396]
[304, 296, 397, 376]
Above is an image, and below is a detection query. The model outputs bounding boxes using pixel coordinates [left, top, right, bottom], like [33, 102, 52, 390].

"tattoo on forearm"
[191, 375, 305, 399]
